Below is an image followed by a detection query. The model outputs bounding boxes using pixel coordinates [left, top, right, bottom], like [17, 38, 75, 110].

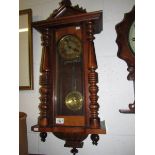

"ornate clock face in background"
[58, 35, 82, 60]
[115, 6, 135, 114]
[128, 21, 135, 54]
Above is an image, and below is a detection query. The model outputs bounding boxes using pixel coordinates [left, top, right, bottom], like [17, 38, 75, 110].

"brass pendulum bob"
[65, 60, 83, 111]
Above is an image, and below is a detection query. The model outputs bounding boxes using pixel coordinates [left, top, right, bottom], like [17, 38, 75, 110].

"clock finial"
[60, 0, 71, 6]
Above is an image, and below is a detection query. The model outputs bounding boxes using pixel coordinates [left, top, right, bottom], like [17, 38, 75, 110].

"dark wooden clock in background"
[31, 0, 106, 154]
[115, 6, 135, 114]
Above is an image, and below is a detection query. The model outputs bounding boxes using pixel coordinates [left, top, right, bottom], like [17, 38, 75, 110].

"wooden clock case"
[31, 0, 106, 154]
[115, 6, 135, 113]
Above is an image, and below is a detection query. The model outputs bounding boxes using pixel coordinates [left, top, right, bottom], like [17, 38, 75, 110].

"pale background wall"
[19, 0, 135, 155]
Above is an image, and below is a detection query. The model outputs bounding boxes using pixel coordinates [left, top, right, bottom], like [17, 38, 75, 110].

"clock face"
[128, 21, 135, 54]
[58, 35, 82, 60]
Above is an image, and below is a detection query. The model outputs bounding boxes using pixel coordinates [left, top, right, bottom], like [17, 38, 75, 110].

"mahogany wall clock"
[115, 6, 135, 113]
[31, 0, 106, 154]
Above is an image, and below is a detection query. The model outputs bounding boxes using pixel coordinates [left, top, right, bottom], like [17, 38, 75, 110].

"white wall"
[19, 0, 135, 155]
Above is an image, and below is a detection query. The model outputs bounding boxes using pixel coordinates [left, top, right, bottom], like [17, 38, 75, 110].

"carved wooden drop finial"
[40, 132, 47, 142]
[71, 148, 78, 155]
[47, 0, 86, 19]
[91, 134, 99, 145]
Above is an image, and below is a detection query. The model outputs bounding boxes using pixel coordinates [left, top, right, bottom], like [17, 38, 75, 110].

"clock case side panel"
[81, 23, 90, 128]
[50, 29, 57, 127]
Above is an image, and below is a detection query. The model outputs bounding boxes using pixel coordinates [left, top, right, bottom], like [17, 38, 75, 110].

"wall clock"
[115, 6, 135, 113]
[31, 0, 106, 154]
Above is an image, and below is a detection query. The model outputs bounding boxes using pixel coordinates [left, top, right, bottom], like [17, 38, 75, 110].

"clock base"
[71, 148, 78, 155]
[31, 121, 106, 134]
[31, 121, 106, 149]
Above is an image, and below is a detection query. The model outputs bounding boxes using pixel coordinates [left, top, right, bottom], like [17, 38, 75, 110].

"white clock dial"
[128, 21, 135, 54]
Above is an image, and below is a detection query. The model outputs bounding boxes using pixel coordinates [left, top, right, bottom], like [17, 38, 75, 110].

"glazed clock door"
[55, 26, 85, 127]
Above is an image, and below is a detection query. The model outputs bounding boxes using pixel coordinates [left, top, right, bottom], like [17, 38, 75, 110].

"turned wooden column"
[38, 28, 51, 127]
[87, 21, 100, 128]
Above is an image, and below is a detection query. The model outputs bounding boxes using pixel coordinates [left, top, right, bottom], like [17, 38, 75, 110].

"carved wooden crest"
[47, 0, 86, 19]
